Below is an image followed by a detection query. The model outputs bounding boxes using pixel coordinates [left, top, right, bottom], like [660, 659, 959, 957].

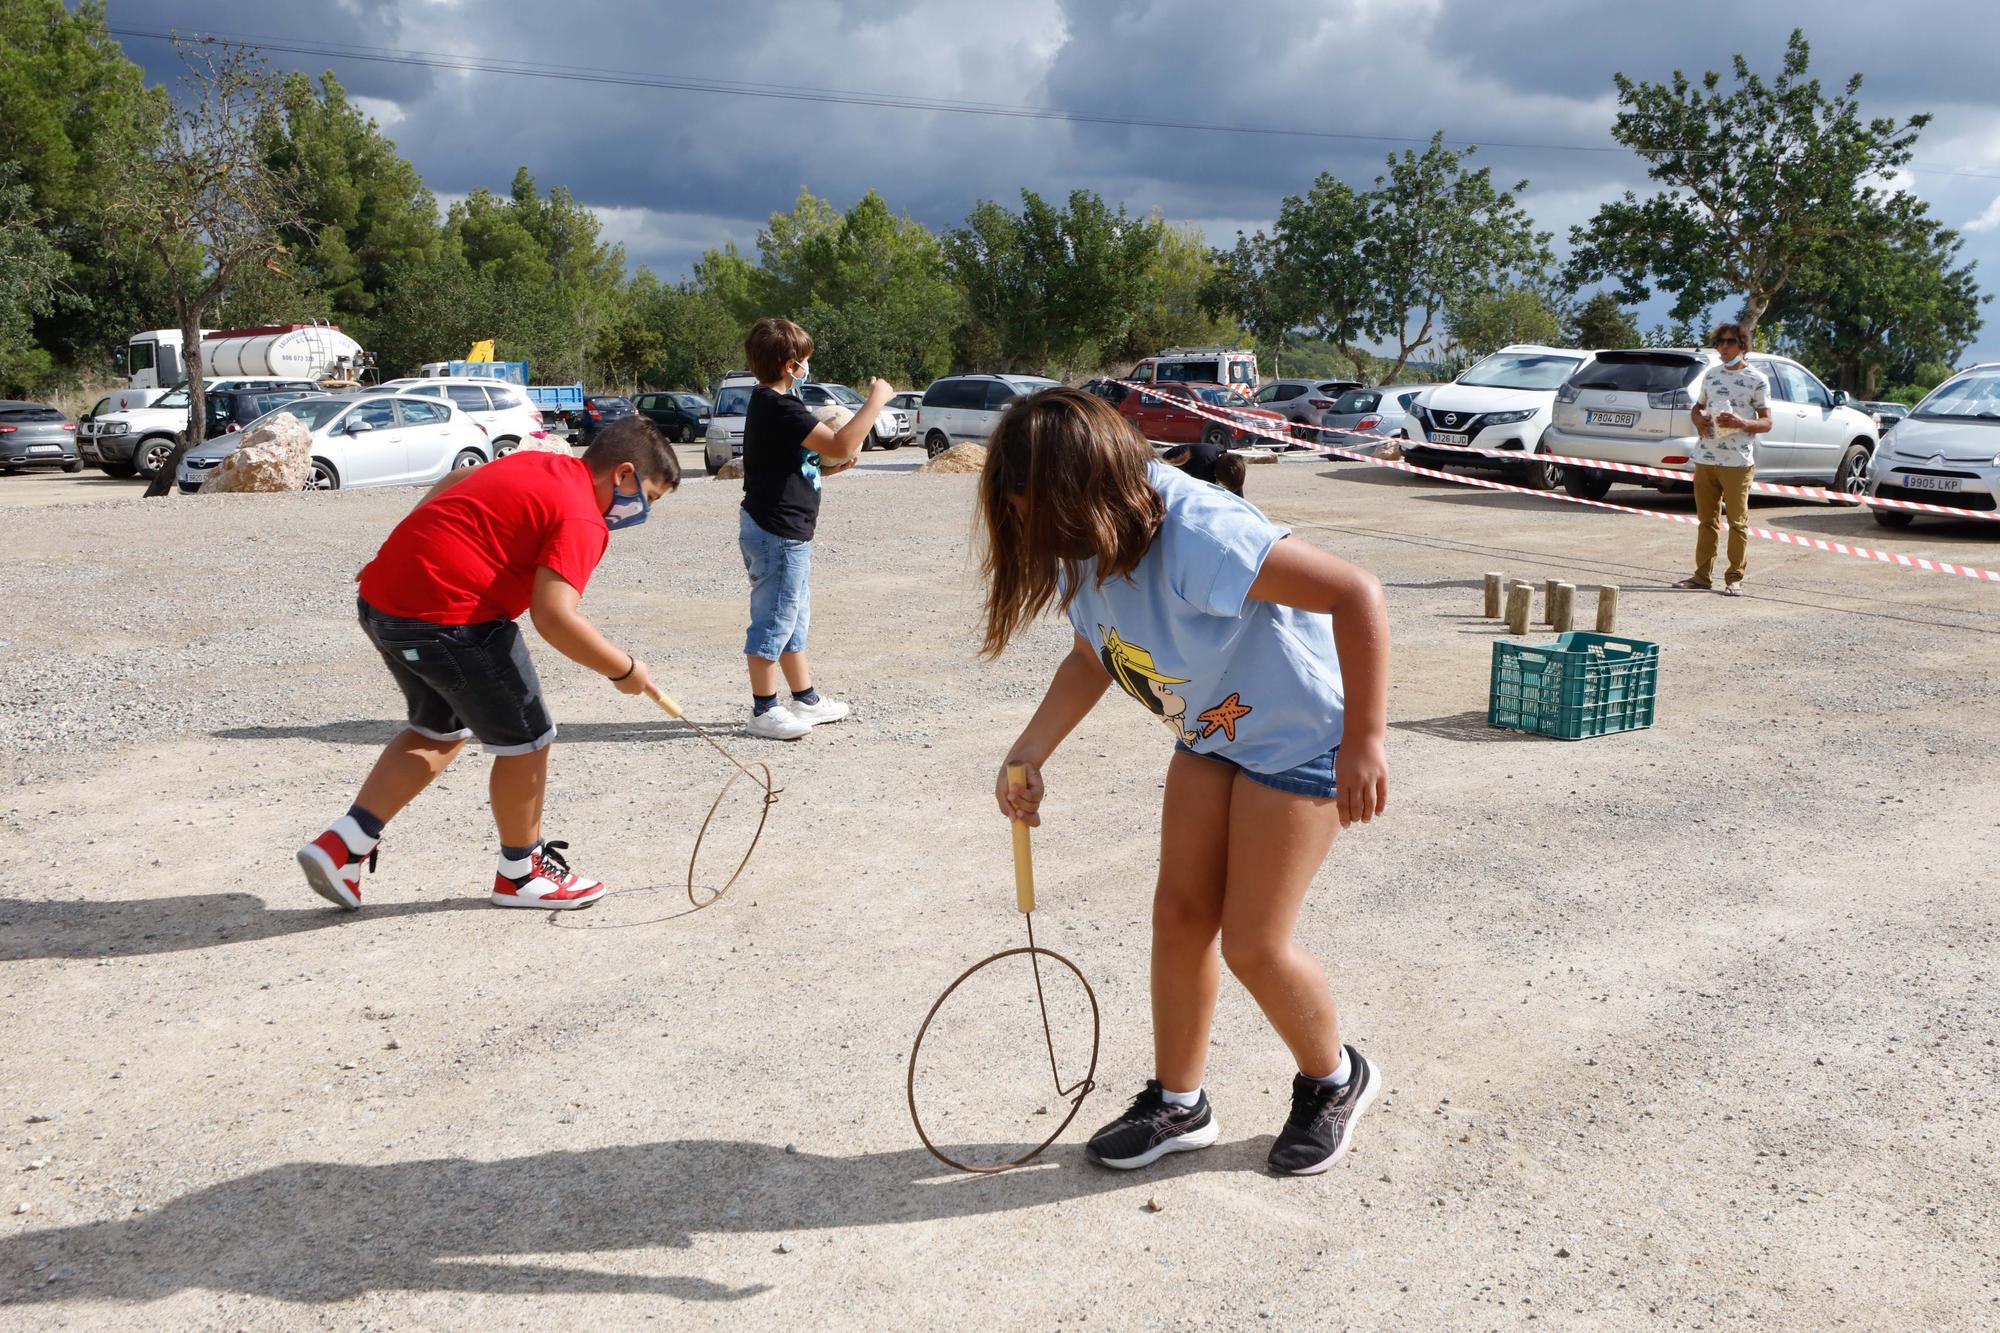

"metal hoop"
[906, 944, 1101, 1174]
[686, 760, 777, 910]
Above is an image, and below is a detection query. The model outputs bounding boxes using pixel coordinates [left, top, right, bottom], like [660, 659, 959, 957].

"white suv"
[703, 372, 756, 473]
[1544, 349, 1879, 499]
[1404, 345, 1594, 489]
[916, 373, 1060, 458]
[382, 378, 551, 455]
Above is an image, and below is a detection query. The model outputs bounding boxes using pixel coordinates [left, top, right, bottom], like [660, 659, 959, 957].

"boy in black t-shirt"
[736, 316, 894, 739]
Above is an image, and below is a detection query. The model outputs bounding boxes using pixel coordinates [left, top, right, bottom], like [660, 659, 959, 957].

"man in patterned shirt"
[1679, 323, 1772, 596]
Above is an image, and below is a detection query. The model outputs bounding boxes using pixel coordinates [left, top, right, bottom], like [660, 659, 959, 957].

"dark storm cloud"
[102, 1, 2000, 355]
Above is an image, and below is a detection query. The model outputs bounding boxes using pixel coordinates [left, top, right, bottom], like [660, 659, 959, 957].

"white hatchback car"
[382, 378, 553, 456]
[1863, 362, 2000, 529]
[1403, 345, 1594, 488]
[175, 392, 492, 493]
[1543, 349, 1879, 500]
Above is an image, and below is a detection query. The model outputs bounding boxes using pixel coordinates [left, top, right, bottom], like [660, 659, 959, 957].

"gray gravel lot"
[1, 448, 1996, 1329]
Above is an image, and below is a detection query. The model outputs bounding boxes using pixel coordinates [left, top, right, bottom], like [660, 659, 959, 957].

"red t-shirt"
[358, 452, 609, 624]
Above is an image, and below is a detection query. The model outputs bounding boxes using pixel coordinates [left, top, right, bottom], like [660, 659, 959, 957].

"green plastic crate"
[1489, 631, 1660, 740]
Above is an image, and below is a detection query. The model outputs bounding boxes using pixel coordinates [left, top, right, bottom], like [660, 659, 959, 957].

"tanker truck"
[118, 323, 374, 395]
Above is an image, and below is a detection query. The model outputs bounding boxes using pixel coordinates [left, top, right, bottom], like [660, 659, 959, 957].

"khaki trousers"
[1692, 463, 1755, 586]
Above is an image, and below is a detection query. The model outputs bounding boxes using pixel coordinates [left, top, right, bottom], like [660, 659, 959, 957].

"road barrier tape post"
[1597, 585, 1620, 634]
[1506, 581, 1533, 635]
[1483, 571, 1504, 618]
[1551, 582, 1576, 633]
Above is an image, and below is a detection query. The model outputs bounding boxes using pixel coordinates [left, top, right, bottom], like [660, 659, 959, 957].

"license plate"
[28, 445, 59, 455]
[1433, 432, 1470, 446]
[1904, 475, 1962, 492]
[1587, 410, 1638, 428]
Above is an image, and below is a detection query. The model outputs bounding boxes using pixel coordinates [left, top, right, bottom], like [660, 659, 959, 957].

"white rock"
[199, 413, 311, 494]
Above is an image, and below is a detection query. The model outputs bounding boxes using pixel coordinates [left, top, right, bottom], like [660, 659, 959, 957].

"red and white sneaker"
[490, 841, 605, 910]
[297, 816, 379, 911]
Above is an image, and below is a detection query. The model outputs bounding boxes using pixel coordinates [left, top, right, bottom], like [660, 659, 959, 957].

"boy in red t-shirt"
[297, 418, 680, 912]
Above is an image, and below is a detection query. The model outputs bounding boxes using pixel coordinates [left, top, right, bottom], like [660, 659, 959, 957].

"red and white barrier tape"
[1111, 381, 2000, 584]
[1110, 379, 2000, 523]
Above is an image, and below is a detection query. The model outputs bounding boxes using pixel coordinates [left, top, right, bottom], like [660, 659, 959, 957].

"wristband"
[610, 655, 635, 682]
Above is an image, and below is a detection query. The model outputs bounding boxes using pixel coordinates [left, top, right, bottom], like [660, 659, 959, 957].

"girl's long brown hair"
[978, 387, 1165, 658]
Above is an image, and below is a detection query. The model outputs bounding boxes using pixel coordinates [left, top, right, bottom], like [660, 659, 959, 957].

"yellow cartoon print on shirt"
[1098, 626, 1255, 746]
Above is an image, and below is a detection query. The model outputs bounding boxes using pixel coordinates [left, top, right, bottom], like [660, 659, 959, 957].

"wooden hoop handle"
[1007, 762, 1035, 915]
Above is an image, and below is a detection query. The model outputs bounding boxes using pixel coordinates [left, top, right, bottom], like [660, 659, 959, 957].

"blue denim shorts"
[740, 510, 811, 660]
[358, 598, 555, 756]
[1175, 740, 1340, 799]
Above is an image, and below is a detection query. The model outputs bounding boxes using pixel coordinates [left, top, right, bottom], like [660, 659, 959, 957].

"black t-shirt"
[741, 385, 825, 541]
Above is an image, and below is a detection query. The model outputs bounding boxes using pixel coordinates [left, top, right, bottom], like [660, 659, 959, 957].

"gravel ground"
[2, 448, 1997, 1329]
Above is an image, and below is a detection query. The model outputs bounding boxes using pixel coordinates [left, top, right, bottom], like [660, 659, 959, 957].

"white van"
[1403, 344, 1595, 489]
[702, 372, 757, 474]
[916, 374, 1061, 458]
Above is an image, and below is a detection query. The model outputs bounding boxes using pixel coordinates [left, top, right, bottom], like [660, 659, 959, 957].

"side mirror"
[1830, 389, 1849, 407]
[345, 418, 375, 434]
[113, 349, 128, 372]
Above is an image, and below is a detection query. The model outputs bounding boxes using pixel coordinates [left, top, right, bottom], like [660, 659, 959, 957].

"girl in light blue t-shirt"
[977, 387, 1391, 1178]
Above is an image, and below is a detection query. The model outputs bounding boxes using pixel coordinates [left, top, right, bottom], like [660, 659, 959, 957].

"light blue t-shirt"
[1063, 463, 1344, 774]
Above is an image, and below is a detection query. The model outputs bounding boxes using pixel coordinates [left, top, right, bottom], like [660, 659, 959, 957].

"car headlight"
[103, 421, 128, 435]
[1485, 409, 1537, 426]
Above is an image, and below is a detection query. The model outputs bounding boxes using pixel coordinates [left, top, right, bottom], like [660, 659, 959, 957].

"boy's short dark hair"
[583, 416, 680, 490]
[745, 317, 814, 383]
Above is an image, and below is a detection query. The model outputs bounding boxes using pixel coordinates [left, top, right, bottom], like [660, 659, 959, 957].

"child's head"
[745, 317, 814, 386]
[583, 416, 681, 505]
[978, 387, 1165, 658]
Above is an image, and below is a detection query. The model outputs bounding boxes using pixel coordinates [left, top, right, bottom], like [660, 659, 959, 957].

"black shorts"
[358, 598, 555, 755]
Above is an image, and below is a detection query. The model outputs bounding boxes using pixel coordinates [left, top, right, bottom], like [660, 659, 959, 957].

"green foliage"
[1268, 174, 1374, 375]
[1446, 284, 1564, 360]
[0, 165, 65, 393]
[1569, 292, 1643, 350]
[1116, 221, 1241, 364]
[1567, 29, 1929, 336]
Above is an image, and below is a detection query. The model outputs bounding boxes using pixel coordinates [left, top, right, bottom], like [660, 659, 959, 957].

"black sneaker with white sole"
[1268, 1046, 1378, 1176]
[1085, 1079, 1220, 1170]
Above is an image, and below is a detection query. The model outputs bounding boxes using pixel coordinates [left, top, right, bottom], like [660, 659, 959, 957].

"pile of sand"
[918, 443, 988, 474]
[714, 457, 745, 480]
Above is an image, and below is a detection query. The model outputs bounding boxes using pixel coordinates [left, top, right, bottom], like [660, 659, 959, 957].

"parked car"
[203, 386, 316, 439]
[1545, 349, 1880, 500]
[0, 401, 81, 473]
[574, 395, 635, 445]
[888, 390, 924, 419]
[800, 382, 908, 449]
[175, 392, 491, 493]
[633, 390, 711, 444]
[1118, 381, 1289, 446]
[916, 374, 1061, 457]
[384, 379, 550, 455]
[1854, 399, 1909, 433]
[1862, 363, 2000, 529]
[1404, 345, 1595, 489]
[703, 372, 757, 473]
[1319, 384, 1432, 450]
[1129, 346, 1261, 398]
[81, 377, 319, 479]
[1251, 377, 1362, 437]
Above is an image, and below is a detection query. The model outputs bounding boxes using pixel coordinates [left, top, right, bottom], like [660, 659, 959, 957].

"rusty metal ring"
[687, 759, 778, 911]
[906, 944, 1101, 1174]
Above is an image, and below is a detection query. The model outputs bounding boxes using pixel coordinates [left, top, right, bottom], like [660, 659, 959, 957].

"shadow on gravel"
[214, 720, 768, 746]
[0, 1137, 1249, 1304]
[0, 893, 484, 961]
[1391, 710, 1555, 744]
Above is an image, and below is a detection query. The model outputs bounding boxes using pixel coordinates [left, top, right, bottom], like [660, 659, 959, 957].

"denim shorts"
[358, 598, 555, 755]
[740, 509, 811, 660]
[1174, 740, 1340, 799]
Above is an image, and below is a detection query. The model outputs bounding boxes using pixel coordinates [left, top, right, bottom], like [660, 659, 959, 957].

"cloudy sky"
[111, 0, 2000, 361]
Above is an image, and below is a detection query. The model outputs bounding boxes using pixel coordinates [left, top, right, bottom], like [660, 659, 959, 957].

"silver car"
[1318, 384, 1432, 450]
[1863, 362, 2000, 530]
[1251, 377, 1361, 437]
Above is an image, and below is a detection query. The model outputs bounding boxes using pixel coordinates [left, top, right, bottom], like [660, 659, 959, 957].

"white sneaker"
[746, 704, 812, 740]
[788, 694, 850, 726]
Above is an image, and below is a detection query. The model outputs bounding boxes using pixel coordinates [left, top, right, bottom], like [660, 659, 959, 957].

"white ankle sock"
[1310, 1048, 1353, 1088]
[1160, 1086, 1201, 1108]
[330, 814, 380, 857]
[497, 845, 541, 879]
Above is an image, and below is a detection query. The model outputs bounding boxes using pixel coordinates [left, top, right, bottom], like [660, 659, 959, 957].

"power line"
[105, 23, 2000, 184]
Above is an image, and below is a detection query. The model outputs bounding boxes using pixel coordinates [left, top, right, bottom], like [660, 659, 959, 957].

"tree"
[101, 37, 304, 496]
[1446, 284, 1563, 359]
[0, 165, 66, 393]
[1764, 193, 1984, 395]
[1270, 174, 1376, 377]
[1363, 134, 1551, 381]
[1570, 292, 1642, 350]
[1566, 29, 1929, 340]
[1117, 221, 1241, 364]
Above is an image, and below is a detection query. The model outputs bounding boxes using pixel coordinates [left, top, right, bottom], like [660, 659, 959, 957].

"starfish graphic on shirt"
[1198, 693, 1253, 742]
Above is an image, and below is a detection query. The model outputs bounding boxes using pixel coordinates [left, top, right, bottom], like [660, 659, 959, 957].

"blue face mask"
[792, 361, 811, 395]
[605, 476, 650, 531]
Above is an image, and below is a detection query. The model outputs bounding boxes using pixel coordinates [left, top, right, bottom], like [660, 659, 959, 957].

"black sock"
[346, 804, 386, 840]
[500, 842, 539, 864]
[792, 686, 820, 706]
[752, 693, 778, 716]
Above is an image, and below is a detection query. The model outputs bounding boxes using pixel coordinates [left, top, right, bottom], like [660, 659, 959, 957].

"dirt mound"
[918, 442, 988, 474]
[714, 457, 745, 481]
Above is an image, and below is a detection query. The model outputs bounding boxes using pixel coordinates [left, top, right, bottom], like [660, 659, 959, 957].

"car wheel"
[878, 434, 898, 451]
[676, 424, 693, 445]
[62, 459, 84, 473]
[1834, 442, 1871, 498]
[307, 458, 340, 491]
[925, 430, 950, 459]
[492, 436, 520, 457]
[1200, 424, 1231, 447]
[1872, 508, 1913, 529]
[134, 435, 177, 480]
[1512, 437, 1562, 491]
[1562, 465, 1614, 501]
[452, 448, 485, 471]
